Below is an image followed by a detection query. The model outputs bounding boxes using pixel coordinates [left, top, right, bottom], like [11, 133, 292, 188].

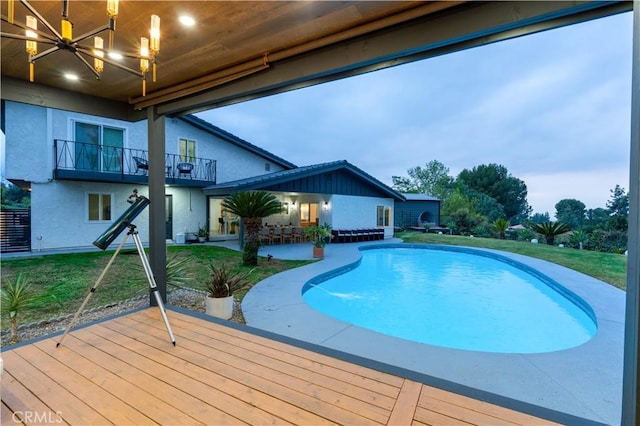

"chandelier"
[1, 0, 160, 96]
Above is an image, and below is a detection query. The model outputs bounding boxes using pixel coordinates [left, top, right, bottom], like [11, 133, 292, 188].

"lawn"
[397, 231, 628, 290]
[0, 245, 311, 327]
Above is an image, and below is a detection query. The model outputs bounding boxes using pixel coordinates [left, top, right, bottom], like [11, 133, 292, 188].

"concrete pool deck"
[230, 238, 625, 425]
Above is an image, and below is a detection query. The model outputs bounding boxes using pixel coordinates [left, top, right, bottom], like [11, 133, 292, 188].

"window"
[377, 205, 391, 227]
[265, 163, 271, 172]
[74, 122, 124, 172]
[179, 138, 196, 162]
[88, 193, 112, 221]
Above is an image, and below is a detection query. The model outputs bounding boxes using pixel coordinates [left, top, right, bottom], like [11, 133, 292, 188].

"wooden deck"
[1, 308, 561, 425]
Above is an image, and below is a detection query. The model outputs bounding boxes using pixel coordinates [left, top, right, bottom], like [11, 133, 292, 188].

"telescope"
[58, 192, 176, 348]
[93, 195, 150, 250]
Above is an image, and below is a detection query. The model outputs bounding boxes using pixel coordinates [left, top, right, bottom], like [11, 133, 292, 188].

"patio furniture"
[282, 226, 293, 244]
[272, 226, 283, 244]
[177, 162, 194, 178]
[259, 226, 272, 245]
[133, 156, 148, 174]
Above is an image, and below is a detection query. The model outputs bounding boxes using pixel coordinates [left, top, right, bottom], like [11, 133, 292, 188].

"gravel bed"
[1, 288, 245, 347]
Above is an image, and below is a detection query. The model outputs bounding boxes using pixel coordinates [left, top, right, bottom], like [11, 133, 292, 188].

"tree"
[391, 160, 454, 199]
[606, 185, 629, 232]
[464, 188, 505, 223]
[1, 182, 30, 208]
[585, 208, 609, 228]
[456, 163, 530, 222]
[530, 212, 551, 224]
[606, 185, 629, 217]
[555, 199, 586, 230]
[530, 221, 571, 246]
[222, 191, 283, 266]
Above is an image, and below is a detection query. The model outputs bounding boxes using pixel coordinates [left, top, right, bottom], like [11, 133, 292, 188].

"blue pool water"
[302, 247, 597, 353]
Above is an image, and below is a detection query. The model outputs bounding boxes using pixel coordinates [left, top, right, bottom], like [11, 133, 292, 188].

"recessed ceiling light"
[64, 73, 79, 81]
[108, 51, 123, 60]
[179, 15, 195, 27]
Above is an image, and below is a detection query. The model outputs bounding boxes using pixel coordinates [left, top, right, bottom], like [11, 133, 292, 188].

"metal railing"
[54, 139, 216, 183]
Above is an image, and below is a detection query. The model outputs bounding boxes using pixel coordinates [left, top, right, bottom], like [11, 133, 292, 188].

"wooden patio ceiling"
[1, 308, 569, 425]
[1, 1, 630, 119]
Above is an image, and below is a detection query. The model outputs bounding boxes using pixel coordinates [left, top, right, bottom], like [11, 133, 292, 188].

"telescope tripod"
[57, 223, 176, 347]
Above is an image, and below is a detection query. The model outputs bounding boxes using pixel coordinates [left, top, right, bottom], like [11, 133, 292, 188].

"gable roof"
[204, 160, 405, 201]
[180, 115, 296, 170]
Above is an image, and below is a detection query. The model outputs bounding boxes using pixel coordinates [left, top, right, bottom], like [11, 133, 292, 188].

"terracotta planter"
[313, 246, 324, 258]
[205, 295, 234, 320]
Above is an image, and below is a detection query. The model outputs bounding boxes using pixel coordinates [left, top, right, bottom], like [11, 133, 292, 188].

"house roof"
[204, 160, 406, 201]
[180, 115, 296, 170]
[401, 193, 440, 202]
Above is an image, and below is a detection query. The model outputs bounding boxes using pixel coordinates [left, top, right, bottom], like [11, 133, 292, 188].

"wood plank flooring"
[1, 308, 561, 425]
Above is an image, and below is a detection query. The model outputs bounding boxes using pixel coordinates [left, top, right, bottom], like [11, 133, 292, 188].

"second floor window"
[180, 138, 196, 162]
[75, 122, 124, 172]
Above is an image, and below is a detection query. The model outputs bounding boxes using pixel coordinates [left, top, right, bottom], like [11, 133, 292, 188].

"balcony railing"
[54, 139, 216, 185]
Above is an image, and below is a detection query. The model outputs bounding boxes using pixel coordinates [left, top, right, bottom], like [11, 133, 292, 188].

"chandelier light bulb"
[106, 0, 119, 18]
[94, 37, 104, 73]
[150, 15, 160, 54]
[25, 15, 37, 55]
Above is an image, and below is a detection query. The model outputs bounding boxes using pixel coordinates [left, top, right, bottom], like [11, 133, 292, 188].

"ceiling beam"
[155, 1, 631, 117]
[1, 77, 145, 121]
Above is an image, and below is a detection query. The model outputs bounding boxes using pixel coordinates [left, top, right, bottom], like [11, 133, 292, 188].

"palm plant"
[1, 273, 35, 344]
[530, 221, 571, 246]
[492, 218, 510, 240]
[222, 191, 283, 266]
[166, 254, 192, 289]
[207, 262, 253, 298]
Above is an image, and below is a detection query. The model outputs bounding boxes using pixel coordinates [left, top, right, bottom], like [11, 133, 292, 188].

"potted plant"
[197, 223, 209, 243]
[304, 223, 332, 258]
[205, 262, 253, 319]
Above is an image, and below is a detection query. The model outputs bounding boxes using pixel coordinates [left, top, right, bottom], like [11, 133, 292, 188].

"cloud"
[196, 12, 633, 218]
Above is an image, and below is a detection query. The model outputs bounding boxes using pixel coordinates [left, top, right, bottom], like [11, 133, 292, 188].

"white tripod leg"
[131, 231, 176, 346]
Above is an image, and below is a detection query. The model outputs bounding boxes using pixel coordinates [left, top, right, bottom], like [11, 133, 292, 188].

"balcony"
[54, 140, 216, 187]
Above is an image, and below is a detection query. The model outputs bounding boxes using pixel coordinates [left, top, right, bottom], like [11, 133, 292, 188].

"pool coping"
[243, 239, 625, 425]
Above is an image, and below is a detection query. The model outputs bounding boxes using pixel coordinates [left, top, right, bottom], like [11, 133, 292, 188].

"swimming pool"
[302, 246, 597, 353]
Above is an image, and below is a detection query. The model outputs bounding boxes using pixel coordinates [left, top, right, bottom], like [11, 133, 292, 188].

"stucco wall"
[166, 118, 286, 183]
[5, 101, 50, 183]
[30, 181, 149, 251]
[331, 194, 394, 237]
[165, 186, 207, 237]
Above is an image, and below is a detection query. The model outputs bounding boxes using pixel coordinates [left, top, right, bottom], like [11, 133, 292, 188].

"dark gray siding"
[394, 200, 440, 228]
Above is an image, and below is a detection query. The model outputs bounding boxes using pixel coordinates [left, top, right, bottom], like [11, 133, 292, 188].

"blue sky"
[197, 12, 633, 218]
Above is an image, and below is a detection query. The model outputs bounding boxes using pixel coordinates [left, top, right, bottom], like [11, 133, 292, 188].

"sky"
[197, 11, 633, 218]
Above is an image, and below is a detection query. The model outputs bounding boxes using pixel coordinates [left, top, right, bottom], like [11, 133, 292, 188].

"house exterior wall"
[4, 101, 50, 183]
[166, 186, 207, 236]
[166, 117, 286, 183]
[331, 194, 394, 238]
[3, 102, 288, 250]
[31, 181, 150, 251]
[394, 200, 440, 228]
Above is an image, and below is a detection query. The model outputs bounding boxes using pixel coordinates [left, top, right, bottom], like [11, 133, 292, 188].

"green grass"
[0, 245, 311, 327]
[396, 231, 628, 290]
